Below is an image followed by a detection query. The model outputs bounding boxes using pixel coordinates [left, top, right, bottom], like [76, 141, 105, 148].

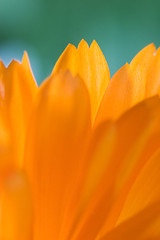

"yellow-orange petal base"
[0, 40, 160, 240]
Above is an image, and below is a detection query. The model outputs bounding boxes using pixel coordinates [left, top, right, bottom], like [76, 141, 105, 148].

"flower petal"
[0, 114, 12, 170]
[97, 97, 160, 237]
[0, 53, 37, 167]
[0, 170, 33, 240]
[96, 44, 156, 125]
[145, 47, 160, 97]
[95, 63, 133, 125]
[64, 121, 116, 240]
[130, 43, 155, 102]
[100, 201, 160, 240]
[66, 97, 160, 240]
[116, 148, 160, 225]
[24, 71, 91, 240]
[52, 39, 110, 123]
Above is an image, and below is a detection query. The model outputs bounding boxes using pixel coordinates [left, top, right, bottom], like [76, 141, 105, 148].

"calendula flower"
[0, 40, 160, 240]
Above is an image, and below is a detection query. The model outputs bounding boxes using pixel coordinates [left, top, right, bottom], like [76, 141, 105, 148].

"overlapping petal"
[1, 41, 160, 240]
[24, 71, 91, 240]
[116, 148, 160, 226]
[62, 121, 116, 240]
[97, 97, 160, 238]
[96, 43, 160, 125]
[61, 97, 160, 240]
[100, 200, 160, 240]
[95, 63, 133, 124]
[52, 39, 110, 123]
[0, 53, 37, 167]
[52, 96, 159, 240]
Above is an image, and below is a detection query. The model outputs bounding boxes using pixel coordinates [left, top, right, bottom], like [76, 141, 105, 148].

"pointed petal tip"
[51, 43, 76, 76]
[21, 51, 37, 86]
[22, 51, 32, 69]
[7, 60, 18, 70]
[22, 51, 29, 63]
[80, 39, 99, 49]
[150, 42, 156, 48]
[118, 62, 130, 72]
[147, 43, 156, 55]
[90, 40, 99, 48]
[65, 43, 77, 54]
[112, 62, 131, 80]
[125, 62, 130, 67]
[130, 43, 156, 71]
[78, 39, 89, 49]
[66, 43, 76, 49]
[143, 43, 156, 51]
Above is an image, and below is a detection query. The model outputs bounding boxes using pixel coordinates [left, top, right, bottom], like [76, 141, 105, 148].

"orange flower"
[0, 40, 160, 240]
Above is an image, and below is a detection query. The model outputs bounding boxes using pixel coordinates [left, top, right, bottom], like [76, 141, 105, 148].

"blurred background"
[0, 0, 160, 84]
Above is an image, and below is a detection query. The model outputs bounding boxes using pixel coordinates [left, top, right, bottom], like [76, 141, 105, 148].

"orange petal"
[112, 96, 160, 195]
[0, 114, 12, 170]
[0, 52, 37, 167]
[0, 60, 5, 69]
[94, 97, 160, 237]
[116, 148, 160, 225]
[80, 121, 116, 205]
[100, 201, 160, 240]
[145, 47, 160, 97]
[0, 89, 12, 170]
[130, 43, 156, 103]
[24, 71, 91, 240]
[0, 170, 33, 240]
[52, 39, 110, 123]
[96, 44, 156, 125]
[66, 121, 116, 240]
[95, 63, 133, 125]
[68, 97, 160, 240]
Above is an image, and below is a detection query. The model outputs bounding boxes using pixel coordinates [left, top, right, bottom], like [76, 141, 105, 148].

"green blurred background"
[0, 0, 160, 84]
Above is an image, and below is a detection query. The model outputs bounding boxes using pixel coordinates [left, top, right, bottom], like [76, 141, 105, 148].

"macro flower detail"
[0, 40, 160, 240]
